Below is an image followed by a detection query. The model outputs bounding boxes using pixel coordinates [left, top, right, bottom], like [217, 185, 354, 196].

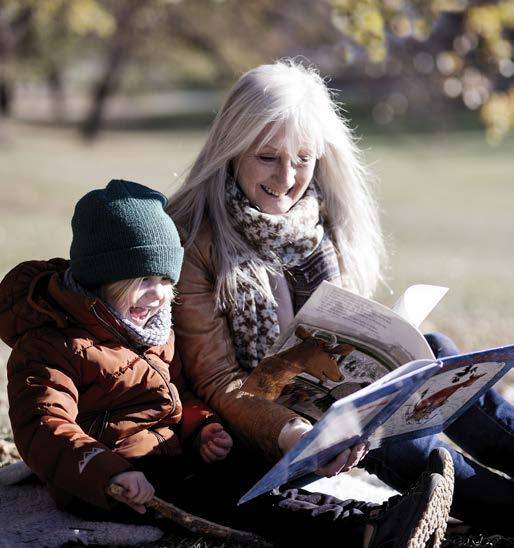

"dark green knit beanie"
[70, 179, 183, 287]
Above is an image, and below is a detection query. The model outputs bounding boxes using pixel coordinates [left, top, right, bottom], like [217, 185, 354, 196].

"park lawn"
[0, 122, 513, 436]
[370, 131, 514, 352]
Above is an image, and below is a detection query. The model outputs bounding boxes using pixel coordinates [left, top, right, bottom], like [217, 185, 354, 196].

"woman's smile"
[261, 185, 294, 198]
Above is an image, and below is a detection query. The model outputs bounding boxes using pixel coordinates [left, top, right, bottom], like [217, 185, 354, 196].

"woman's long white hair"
[169, 59, 385, 310]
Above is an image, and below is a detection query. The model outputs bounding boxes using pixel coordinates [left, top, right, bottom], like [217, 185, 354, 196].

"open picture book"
[238, 282, 514, 504]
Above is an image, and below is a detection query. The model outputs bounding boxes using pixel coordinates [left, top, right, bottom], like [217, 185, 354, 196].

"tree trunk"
[81, 46, 124, 139]
[47, 63, 65, 122]
[0, 5, 34, 119]
[0, 78, 11, 116]
[81, 0, 150, 140]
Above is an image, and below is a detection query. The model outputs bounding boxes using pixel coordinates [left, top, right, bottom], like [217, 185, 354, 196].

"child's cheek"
[165, 286, 174, 303]
[112, 301, 132, 321]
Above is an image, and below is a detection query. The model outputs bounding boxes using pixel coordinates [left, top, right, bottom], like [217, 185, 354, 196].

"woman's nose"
[277, 160, 296, 187]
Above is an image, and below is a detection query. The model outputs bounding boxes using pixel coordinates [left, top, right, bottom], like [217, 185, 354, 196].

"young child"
[0, 179, 232, 517]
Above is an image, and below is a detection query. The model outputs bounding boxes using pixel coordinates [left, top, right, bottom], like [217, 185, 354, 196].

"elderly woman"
[169, 61, 514, 537]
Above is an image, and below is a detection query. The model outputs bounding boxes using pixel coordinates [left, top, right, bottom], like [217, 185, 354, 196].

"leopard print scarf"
[225, 176, 341, 369]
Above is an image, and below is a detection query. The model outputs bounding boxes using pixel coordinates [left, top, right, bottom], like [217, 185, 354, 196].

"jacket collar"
[45, 272, 128, 344]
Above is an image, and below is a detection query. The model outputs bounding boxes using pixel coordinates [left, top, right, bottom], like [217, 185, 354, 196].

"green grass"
[0, 122, 202, 272]
[366, 131, 514, 352]
[1, 122, 513, 435]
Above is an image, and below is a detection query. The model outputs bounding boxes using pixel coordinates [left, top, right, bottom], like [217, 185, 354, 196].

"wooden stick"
[106, 483, 272, 546]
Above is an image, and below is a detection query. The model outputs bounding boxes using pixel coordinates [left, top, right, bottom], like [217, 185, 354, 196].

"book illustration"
[242, 323, 395, 422]
[379, 360, 504, 437]
[278, 375, 370, 422]
[367, 356, 509, 449]
[339, 350, 392, 384]
[301, 326, 401, 377]
[274, 325, 409, 420]
[242, 325, 352, 402]
[404, 367, 487, 424]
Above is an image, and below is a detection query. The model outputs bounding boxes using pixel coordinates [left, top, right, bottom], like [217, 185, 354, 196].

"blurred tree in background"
[330, 0, 514, 143]
[0, 0, 512, 141]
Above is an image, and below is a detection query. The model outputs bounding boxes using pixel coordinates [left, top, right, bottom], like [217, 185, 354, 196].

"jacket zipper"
[151, 430, 170, 456]
[86, 414, 100, 437]
[97, 409, 109, 442]
[85, 409, 110, 440]
[90, 304, 177, 417]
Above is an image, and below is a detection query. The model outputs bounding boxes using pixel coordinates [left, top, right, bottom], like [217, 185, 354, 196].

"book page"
[369, 360, 504, 442]
[392, 284, 448, 327]
[272, 282, 435, 391]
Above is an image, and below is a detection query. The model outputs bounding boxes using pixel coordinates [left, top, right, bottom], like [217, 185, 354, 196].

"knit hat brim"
[71, 245, 184, 287]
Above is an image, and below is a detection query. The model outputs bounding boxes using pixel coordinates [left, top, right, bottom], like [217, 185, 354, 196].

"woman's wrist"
[278, 417, 313, 454]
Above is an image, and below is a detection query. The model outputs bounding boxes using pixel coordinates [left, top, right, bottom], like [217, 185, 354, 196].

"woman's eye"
[298, 156, 311, 164]
[258, 155, 276, 162]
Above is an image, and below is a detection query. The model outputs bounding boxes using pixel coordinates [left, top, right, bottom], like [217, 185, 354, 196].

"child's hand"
[199, 422, 233, 463]
[109, 471, 155, 514]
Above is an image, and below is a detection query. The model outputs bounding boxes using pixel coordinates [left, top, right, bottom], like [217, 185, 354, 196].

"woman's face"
[235, 128, 317, 215]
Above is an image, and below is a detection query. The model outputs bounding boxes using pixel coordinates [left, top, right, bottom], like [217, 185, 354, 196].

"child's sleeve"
[168, 349, 224, 441]
[180, 391, 224, 442]
[7, 333, 133, 509]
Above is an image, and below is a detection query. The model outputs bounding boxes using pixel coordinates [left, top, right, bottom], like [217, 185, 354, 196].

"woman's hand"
[280, 420, 369, 476]
[315, 442, 369, 477]
[199, 422, 233, 462]
[109, 471, 155, 514]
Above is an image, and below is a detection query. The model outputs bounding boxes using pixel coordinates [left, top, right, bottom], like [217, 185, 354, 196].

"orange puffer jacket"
[0, 259, 214, 509]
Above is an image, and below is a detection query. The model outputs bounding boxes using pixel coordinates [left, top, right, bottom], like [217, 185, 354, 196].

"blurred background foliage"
[0, 0, 513, 141]
[331, 0, 514, 142]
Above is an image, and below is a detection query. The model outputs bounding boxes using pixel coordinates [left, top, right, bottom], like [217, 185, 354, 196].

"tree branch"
[106, 483, 272, 546]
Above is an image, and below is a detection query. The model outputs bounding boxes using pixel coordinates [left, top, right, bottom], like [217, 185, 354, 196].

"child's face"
[109, 276, 174, 327]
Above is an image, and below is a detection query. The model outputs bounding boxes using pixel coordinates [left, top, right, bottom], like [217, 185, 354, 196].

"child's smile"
[128, 306, 153, 326]
[105, 276, 174, 328]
